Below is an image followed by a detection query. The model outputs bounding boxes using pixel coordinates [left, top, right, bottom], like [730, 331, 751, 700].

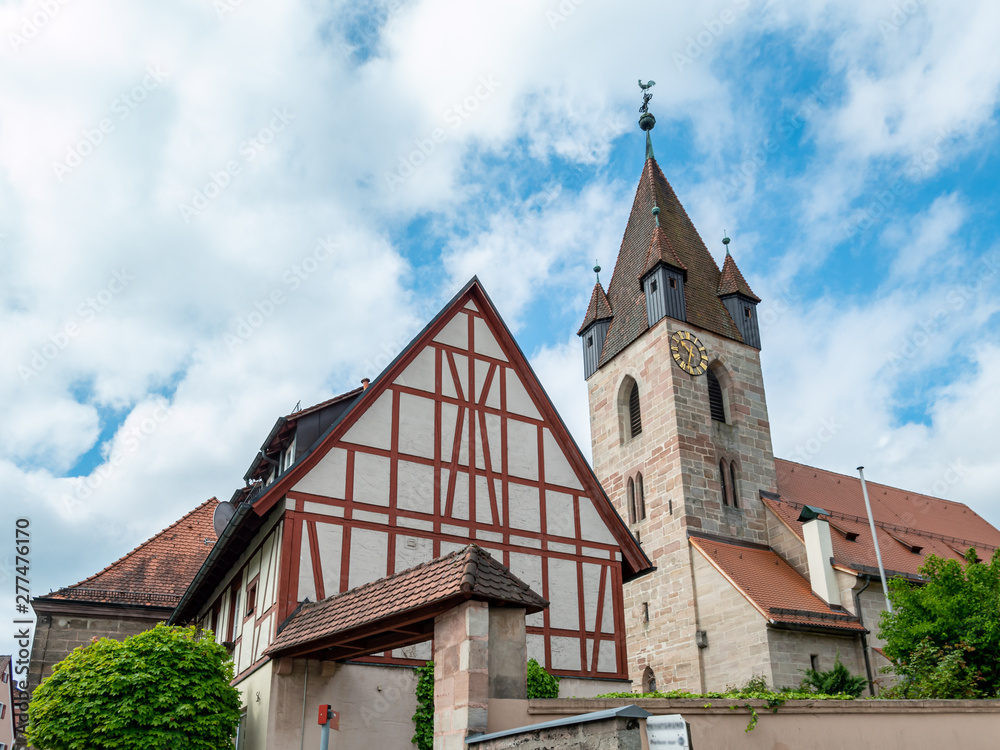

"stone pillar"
[488, 607, 527, 699]
[434, 600, 489, 750]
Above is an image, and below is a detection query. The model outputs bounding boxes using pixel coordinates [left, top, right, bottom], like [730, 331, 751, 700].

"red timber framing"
[244, 279, 650, 679]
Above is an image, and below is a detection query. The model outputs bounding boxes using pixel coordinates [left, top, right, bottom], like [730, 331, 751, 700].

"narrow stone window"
[627, 478, 636, 524]
[810, 654, 820, 671]
[707, 369, 726, 422]
[668, 498, 674, 515]
[636, 473, 646, 520]
[730, 462, 740, 509]
[643, 602, 650, 622]
[629, 381, 642, 437]
[720, 460, 729, 506]
[642, 666, 656, 693]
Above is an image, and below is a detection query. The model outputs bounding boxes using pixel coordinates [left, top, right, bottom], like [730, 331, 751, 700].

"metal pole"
[858, 466, 892, 613]
[319, 721, 330, 750]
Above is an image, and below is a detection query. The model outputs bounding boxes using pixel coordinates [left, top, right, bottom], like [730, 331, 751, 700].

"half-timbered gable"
[174, 278, 649, 687]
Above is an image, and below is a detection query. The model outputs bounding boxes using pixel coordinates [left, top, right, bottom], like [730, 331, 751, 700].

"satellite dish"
[213, 501, 236, 538]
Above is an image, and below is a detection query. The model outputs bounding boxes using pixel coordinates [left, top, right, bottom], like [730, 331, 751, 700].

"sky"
[1, 0, 999, 661]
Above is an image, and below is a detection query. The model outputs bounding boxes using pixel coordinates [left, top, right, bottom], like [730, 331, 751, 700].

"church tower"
[578, 92, 778, 691]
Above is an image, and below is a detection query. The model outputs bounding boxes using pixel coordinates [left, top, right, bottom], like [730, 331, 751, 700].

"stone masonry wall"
[690, 546, 772, 691]
[434, 600, 490, 750]
[587, 313, 777, 691]
[766, 628, 866, 692]
[470, 716, 644, 750]
[765, 508, 808, 578]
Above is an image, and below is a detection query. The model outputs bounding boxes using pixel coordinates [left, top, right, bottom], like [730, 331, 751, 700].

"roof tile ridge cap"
[313, 546, 470, 605]
[60, 497, 218, 592]
[285, 386, 365, 420]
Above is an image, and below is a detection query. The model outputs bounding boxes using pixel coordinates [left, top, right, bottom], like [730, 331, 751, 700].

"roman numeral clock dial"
[670, 330, 709, 376]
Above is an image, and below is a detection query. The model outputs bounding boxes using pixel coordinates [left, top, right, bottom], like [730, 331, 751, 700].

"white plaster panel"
[397, 392, 436, 460]
[442, 524, 470, 538]
[302, 501, 345, 518]
[527, 633, 546, 667]
[509, 552, 544, 628]
[397, 516, 434, 531]
[457, 409, 470, 467]
[545, 491, 576, 539]
[395, 346, 436, 393]
[476, 529, 503, 542]
[585, 639, 593, 673]
[440, 541, 466, 556]
[268, 525, 282, 611]
[247, 549, 261, 585]
[451, 471, 469, 521]
[582, 563, 602, 632]
[506, 373, 540, 419]
[353, 452, 390, 506]
[474, 358, 492, 403]
[352, 509, 388, 525]
[464, 301, 479, 311]
[238, 633, 252, 673]
[550, 636, 581, 671]
[473, 316, 507, 361]
[481, 412, 502, 472]
[292, 447, 348, 498]
[485, 371, 501, 409]
[542, 429, 583, 491]
[475, 474, 495, 525]
[396, 460, 435, 514]
[440, 402, 457, 455]
[508, 482, 540, 532]
[316, 523, 343, 598]
[548, 557, 580, 630]
[511, 535, 541, 549]
[597, 640, 617, 673]
[348, 528, 388, 589]
[548, 541, 576, 554]
[442, 363, 458, 399]
[297, 522, 315, 603]
[579, 498, 617, 545]
[254, 614, 273, 661]
[452, 353, 470, 401]
[506, 419, 538, 481]
[433, 313, 468, 349]
[395, 534, 434, 572]
[343, 391, 393, 450]
[601, 574, 615, 633]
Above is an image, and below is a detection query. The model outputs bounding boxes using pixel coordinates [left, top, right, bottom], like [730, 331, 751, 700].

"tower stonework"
[580, 145, 777, 691]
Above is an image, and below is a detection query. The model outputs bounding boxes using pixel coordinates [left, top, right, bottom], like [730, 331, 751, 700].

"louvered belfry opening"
[707, 369, 726, 423]
[629, 382, 642, 437]
[720, 459, 729, 506]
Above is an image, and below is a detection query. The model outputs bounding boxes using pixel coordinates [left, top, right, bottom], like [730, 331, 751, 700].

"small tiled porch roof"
[691, 535, 865, 633]
[266, 545, 548, 660]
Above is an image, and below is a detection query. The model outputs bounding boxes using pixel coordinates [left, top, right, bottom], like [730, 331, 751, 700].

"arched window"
[627, 477, 636, 524]
[719, 459, 729, 506]
[636, 473, 646, 520]
[730, 461, 740, 509]
[628, 381, 642, 437]
[642, 666, 657, 693]
[707, 368, 726, 423]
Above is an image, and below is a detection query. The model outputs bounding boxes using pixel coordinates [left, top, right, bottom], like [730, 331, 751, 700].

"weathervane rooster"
[638, 79, 655, 113]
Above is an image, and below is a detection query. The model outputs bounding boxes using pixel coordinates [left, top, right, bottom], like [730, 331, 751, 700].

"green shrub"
[526, 658, 560, 699]
[800, 654, 868, 697]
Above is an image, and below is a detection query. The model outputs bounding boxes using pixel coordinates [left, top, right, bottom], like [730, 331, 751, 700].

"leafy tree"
[878, 547, 1000, 698]
[526, 658, 560, 699]
[799, 654, 867, 697]
[27, 624, 242, 750]
[410, 661, 434, 750]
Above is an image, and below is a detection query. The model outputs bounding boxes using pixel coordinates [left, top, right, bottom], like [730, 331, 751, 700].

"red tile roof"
[40, 499, 219, 608]
[691, 536, 864, 632]
[597, 156, 744, 367]
[771, 459, 1000, 579]
[577, 282, 614, 335]
[267, 545, 548, 659]
[717, 252, 760, 302]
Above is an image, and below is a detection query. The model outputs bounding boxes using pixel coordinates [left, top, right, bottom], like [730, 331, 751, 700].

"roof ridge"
[56, 497, 218, 594]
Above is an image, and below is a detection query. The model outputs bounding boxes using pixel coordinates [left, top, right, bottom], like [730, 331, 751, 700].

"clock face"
[670, 330, 709, 375]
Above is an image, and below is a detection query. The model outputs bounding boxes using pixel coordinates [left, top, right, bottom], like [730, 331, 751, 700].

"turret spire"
[638, 80, 656, 161]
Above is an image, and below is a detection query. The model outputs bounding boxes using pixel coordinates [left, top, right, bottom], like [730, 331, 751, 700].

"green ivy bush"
[411, 661, 435, 750]
[526, 658, 560, 699]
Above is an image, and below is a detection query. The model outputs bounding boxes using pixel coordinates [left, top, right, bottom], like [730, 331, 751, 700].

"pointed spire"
[643, 207, 686, 276]
[577, 281, 613, 335]
[717, 246, 761, 302]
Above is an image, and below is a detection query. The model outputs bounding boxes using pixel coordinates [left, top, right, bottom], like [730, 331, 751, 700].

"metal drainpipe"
[854, 574, 876, 695]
